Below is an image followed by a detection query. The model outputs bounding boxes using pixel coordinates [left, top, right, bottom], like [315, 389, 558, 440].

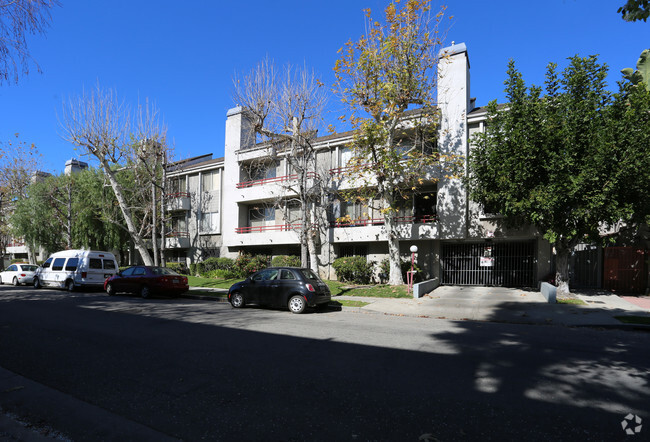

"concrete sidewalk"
[334, 286, 650, 328]
[185, 285, 650, 329]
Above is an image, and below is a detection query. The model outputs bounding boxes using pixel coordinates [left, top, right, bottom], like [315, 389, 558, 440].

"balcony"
[234, 173, 317, 202]
[228, 223, 302, 247]
[165, 231, 190, 249]
[165, 193, 191, 211]
[331, 215, 439, 242]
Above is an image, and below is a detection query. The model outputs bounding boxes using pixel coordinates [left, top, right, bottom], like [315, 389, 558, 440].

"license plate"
[172, 279, 179, 284]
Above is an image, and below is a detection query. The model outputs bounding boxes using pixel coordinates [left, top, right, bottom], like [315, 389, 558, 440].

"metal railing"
[165, 231, 190, 238]
[235, 223, 302, 234]
[330, 215, 438, 228]
[236, 172, 317, 189]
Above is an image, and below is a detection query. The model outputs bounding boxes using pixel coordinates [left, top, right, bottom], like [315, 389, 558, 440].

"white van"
[34, 250, 119, 291]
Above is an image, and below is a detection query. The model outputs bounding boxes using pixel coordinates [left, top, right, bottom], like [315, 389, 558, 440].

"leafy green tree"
[622, 49, 650, 90]
[469, 56, 650, 296]
[618, 0, 649, 22]
[333, 0, 461, 285]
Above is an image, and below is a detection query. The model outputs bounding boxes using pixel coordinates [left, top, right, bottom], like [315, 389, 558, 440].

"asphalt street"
[0, 285, 648, 441]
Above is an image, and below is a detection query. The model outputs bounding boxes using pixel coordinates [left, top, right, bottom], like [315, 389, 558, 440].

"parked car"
[104, 266, 189, 298]
[34, 250, 119, 291]
[228, 267, 331, 314]
[0, 263, 39, 286]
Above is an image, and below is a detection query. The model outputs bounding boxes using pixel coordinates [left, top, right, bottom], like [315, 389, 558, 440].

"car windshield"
[20, 265, 38, 272]
[299, 269, 320, 281]
[152, 267, 180, 276]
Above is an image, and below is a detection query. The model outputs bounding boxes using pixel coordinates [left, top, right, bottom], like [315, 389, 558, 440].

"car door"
[277, 269, 300, 306]
[2, 265, 17, 284]
[113, 267, 135, 292]
[129, 267, 147, 293]
[248, 269, 279, 306]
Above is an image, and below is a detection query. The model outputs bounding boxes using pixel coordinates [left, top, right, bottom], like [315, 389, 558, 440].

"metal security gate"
[603, 247, 646, 293]
[570, 244, 601, 289]
[441, 241, 536, 287]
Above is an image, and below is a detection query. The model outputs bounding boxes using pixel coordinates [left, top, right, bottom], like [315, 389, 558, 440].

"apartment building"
[164, 43, 553, 287]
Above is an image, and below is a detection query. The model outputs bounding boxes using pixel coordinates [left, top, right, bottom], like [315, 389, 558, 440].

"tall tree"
[468, 56, 650, 296]
[0, 134, 40, 261]
[61, 85, 168, 266]
[333, 0, 460, 285]
[0, 0, 59, 84]
[232, 59, 328, 272]
[618, 0, 649, 21]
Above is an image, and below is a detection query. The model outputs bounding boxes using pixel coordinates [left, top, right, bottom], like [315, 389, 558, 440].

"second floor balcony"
[165, 193, 191, 211]
[165, 231, 190, 249]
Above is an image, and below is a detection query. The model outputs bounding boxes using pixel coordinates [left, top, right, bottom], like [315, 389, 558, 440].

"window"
[103, 260, 116, 270]
[340, 147, 353, 168]
[43, 258, 52, 269]
[200, 212, 219, 233]
[248, 161, 277, 181]
[169, 214, 187, 233]
[201, 170, 220, 192]
[65, 258, 79, 271]
[7, 265, 16, 272]
[89, 259, 102, 269]
[169, 176, 187, 194]
[280, 269, 297, 280]
[133, 267, 146, 276]
[339, 244, 368, 258]
[252, 269, 278, 281]
[52, 258, 66, 271]
[249, 206, 275, 227]
[121, 267, 135, 276]
[414, 191, 437, 221]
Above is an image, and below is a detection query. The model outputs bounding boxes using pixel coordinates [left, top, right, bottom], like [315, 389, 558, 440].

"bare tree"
[0, 0, 59, 85]
[233, 59, 328, 272]
[61, 85, 168, 266]
[0, 134, 40, 262]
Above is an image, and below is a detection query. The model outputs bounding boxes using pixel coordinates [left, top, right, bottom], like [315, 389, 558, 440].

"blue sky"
[1, 0, 648, 173]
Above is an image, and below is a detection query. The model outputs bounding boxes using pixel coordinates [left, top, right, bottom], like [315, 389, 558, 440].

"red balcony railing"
[166, 231, 189, 238]
[165, 192, 190, 199]
[330, 215, 438, 228]
[235, 223, 302, 234]
[236, 172, 317, 189]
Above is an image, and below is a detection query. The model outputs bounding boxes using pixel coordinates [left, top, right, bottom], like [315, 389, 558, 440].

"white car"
[0, 263, 39, 286]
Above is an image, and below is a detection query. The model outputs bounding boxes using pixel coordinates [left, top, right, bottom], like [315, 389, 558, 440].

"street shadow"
[0, 287, 647, 441]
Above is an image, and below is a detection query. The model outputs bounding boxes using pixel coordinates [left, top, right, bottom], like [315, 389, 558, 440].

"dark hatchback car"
[104, 266, 189, 298]
[228, 267, 331, 314]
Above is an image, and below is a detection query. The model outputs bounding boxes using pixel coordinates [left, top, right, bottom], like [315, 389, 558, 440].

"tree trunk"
[151, 181, 159, 266]
[383, 197, 403, 285]
[555, 242, 571, 297]
[102, 159, 154, 266]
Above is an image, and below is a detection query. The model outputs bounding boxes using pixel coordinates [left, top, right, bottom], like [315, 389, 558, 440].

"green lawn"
[557, 298, 587, 305]
[187, 276, 410, 298]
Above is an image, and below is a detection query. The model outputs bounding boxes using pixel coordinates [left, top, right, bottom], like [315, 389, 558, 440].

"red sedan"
[104, 266, 189, 298]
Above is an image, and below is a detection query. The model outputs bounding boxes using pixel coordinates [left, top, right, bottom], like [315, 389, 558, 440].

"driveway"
[338, 285, 650, 326]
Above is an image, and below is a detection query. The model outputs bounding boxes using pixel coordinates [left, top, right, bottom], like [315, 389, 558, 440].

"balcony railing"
[330, 215, 438, 228]
[166, 231, 189, 238]
[236, 172, 317, 189]
[166, 192, 190, 199]
[235, 223, 302, 234]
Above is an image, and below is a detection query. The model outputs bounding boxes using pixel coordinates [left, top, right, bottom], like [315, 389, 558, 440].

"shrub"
[189, 263, 197, 276]
[333, 256, 375, 284]
[271, 255, 301, 267]
[204, 269, 239, 280]
[166, 262, 189, 275]
[233, 254, 269, 277]
[378, 258, 423, 284]
[202, 257, 235, 272]
[10, 258, 25, 264]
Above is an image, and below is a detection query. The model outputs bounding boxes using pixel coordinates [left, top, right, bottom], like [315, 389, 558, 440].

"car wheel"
[288, 295, 306, 314]
[106, 283, 115, 296]
[140, 285, 150, 299]
[66, 280, 75, 292]
[33, 278, 41, 289]
[12, 277, 19, 286]
[230, 292, 245, 308]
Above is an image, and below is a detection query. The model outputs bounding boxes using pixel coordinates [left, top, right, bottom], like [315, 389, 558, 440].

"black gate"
[441, 241, 536, 287]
